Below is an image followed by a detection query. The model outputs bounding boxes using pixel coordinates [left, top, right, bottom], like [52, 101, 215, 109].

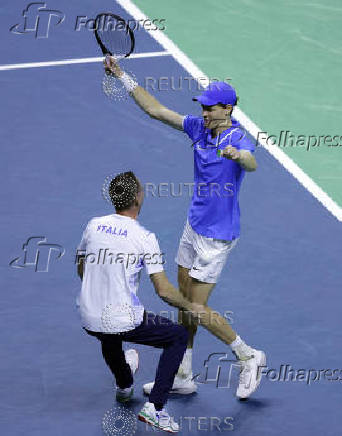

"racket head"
[94, 13, 135, 58]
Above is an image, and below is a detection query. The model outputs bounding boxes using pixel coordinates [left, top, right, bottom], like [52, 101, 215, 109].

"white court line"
[0, 51, 170, 71]
[116, 0, 342, 222]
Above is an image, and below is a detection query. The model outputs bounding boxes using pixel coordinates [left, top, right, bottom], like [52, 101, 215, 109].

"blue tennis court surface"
[1, 1, 341, 435]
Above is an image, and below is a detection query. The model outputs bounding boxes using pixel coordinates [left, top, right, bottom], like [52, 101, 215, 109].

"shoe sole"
[138, 413, 178, 433]
[143, 385, 197, 396]
[237, 351, 266, 400]
[116, 388, 134, 403]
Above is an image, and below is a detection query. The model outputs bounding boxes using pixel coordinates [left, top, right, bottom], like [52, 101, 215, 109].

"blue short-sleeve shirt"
[183, 115, 255, 241]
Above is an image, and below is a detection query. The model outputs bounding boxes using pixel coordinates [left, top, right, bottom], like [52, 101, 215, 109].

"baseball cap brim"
[192, 95, 219, 106]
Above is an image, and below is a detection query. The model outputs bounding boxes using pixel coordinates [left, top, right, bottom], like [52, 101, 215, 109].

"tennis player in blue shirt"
[105, 58, 266, 400]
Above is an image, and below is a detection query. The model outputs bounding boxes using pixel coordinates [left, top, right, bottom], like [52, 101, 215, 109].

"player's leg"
[174, 224, 230, 380]
[172, 221, 202, 389]
[187, 299, 266, 399]
[178, 267, 234, 346]
[177, 227, 266, 398]
[185, 276, 238, 342]
[84, 329, 137, 402]
[123, 312, 188, 432]
[177, 265, 203, 348]
[178, 275, 266, 399]
[176, 271, 216, 380]
[175, 221, 202, 352]
[142, 273, 212, 397]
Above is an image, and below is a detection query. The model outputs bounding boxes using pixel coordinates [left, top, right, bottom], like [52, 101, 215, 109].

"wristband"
[119, 72, 138, 93]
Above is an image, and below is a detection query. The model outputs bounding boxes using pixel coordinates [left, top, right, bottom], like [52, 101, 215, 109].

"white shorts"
[175, 220, 238, 284]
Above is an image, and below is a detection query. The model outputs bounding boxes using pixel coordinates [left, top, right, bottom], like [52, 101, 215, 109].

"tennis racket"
[94, 13, 136, 100]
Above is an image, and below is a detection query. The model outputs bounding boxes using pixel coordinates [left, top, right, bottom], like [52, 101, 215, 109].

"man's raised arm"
[104, 57, 184, 130]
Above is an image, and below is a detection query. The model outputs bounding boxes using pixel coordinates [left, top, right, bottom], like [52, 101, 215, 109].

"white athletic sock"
[177, 348, 193, 378]
[230, 336, 254, 360]
[230, 335, 243, 348]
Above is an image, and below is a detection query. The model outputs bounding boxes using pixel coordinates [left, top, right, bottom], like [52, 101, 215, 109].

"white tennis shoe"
[236, 349, 266, 399]
[143, 374, 197, 396]
[138, 402, 179, 433]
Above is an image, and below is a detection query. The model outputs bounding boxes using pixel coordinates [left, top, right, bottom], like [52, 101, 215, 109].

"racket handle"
[105, 54, 111, 67]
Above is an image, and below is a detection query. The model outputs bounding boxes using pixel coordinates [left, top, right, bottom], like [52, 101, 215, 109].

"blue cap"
[193, 81, 237, 106]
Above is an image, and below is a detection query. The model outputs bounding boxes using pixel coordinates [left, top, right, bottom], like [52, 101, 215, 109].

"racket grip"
[105, 54, 112, 67]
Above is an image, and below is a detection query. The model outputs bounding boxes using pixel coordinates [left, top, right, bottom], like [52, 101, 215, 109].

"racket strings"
[95, 15, 133, 58]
